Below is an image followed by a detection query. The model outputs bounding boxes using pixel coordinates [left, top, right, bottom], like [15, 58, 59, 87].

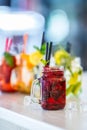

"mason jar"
[41, 66, 66, 110]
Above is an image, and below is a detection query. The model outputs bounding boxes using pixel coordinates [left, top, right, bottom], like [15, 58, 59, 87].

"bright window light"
[0, 12, 45, 35]
[45, 10, 70, 44]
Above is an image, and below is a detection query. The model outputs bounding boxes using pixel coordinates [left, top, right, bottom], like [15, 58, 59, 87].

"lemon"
[20, 52, 43, 69]
[68, 72, 78, 85]
[67, 72, 82, 96]
[54, 50, 70, 65]
[29, 51, 43, 66]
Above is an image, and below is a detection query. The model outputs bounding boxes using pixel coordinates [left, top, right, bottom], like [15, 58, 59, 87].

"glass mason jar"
[11, 54, 34, 94]
[41, 67, 66, 110]
[65, 57, 83, 98]
[31, 66, 66, 110]
[0, 52, 16, 92]
[11, 66, 34, 94]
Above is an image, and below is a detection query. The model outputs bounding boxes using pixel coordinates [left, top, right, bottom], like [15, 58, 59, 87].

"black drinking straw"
[40, 32, 45, 50]
[45, 42, 49, 62]
[41, 32, 45, 46]
[47, 42, 52, 65]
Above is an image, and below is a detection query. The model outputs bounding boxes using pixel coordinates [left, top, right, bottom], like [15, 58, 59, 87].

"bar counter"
[0, 72, 87, 130]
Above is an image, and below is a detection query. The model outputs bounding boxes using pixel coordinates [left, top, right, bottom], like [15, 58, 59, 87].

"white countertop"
[0, 92, 64, 130]
[0, 72, 87, 130]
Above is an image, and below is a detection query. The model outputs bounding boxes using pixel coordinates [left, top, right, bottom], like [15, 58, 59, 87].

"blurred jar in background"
[0, 52, 16, 92]
[11, 53, 34, 94]
[54, 49, 83, 98]
[65, 57, 83, 98]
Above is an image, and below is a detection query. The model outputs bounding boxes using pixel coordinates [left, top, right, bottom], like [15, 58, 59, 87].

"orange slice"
[20, 53, 34, 69]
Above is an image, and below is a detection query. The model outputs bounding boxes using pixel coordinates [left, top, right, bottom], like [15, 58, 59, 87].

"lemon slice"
[29, 51, 43, 66]
[54, 50, 70, 65]
[68, 72, 78, 85]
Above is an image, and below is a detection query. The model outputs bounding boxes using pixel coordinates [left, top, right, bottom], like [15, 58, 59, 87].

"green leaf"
[72, 81, 81, 95]
[78, 69, 83, 75]
[33, 45, 40, 51]
[66, 81, 82, 96]
[40, 59, 49, 66]
[66, 85, 73, 96]
[33, 43, 46, 55]
[40, 43, 46, 54]
[4, 52, 15, 67]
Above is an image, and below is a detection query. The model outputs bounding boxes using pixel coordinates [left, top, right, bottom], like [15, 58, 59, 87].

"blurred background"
[0, 0, 87, 70]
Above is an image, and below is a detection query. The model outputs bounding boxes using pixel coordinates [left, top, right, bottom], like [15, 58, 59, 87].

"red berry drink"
[0, 52, 16, 92]
[41, 66, 66, 110]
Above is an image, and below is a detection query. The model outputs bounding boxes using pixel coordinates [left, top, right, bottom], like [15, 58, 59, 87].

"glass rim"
[42, 68, 64, 73]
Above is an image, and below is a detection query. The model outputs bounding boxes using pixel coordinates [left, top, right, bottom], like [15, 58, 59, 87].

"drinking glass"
[11, 65, 34, 94]
[0, 53, 16, 92]
[31, 66, 66, 110]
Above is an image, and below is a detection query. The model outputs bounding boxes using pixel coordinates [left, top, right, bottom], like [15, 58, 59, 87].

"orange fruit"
[20, 51, 43, 69]
[20, 53, 34, 69]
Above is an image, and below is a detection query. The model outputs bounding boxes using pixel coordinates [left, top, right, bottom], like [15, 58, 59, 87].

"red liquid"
[0, 56, 16, 92]
[41, 66, 66, 110]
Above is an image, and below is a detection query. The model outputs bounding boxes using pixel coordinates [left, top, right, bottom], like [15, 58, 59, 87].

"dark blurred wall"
[75, 0, 87, 70]
[0, 0, 10, 6]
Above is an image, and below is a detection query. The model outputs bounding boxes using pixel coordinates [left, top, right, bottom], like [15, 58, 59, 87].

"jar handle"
[31, 78, 41, 103]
